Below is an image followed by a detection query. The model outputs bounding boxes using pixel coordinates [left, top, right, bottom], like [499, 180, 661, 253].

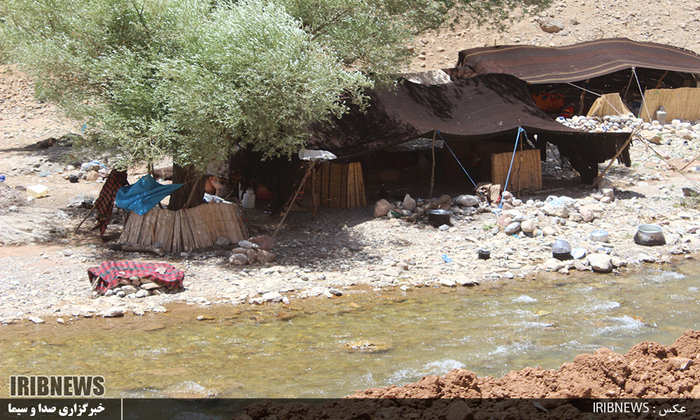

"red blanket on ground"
[87, 261, 184, 293]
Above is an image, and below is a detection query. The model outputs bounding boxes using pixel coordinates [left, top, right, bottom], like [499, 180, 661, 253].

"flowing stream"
[1, 260, 699, 398]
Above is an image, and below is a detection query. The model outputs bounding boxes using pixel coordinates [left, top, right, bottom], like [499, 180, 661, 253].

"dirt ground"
[3, 0, 700, 407]
[228, 331, 700, 418]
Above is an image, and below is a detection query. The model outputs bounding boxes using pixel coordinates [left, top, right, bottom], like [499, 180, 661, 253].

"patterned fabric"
[93, 170, 129, 240]
[88, 260, 185, 294]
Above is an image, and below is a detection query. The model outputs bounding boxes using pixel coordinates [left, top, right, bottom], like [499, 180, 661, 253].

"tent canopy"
[449, 38, 700, 84]
[307, 73, 629, 183]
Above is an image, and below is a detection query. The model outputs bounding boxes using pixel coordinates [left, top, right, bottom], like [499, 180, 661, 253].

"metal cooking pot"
[427, 209, 451, 227]
[634, 224, 665, 246]
[552, 240, 572, 260]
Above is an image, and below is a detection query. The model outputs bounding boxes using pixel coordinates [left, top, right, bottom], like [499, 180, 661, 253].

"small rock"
[29, 317, 45, 324]
[539, 17, 565, 33]
[256, 250, 277, 263]
[229, 253, 249, 265]
[262, 292, 283, 302]
[587, 253, 613, 273]
[215, 236, 232, 247]
[581, 209, 595, 222]
[374, 199, 394, 217]
[542, 226, 557, 236]
[249, 235, 275, 251]
[135, 290, 150, 298]
[504, 221, 521, 235]
[104, 307, 126, 317]
[402, 194, 417, 212]
[57, 318, 65, 325]
[454, 195, 480, 207]
[521, 219, 536, 233]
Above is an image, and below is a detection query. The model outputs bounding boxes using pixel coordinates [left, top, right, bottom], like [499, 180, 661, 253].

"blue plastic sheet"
[115, 174, 182, 215]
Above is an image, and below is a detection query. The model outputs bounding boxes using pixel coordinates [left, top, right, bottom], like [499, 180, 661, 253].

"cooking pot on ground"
[427, 209, 451, 227]
[634, 224, 665, 246]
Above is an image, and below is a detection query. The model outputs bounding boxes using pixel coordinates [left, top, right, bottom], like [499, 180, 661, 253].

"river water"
[1, 260, 699, 398]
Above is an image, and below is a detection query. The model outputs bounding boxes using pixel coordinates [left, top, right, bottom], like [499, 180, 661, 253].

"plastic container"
[655, 106, 667, 125]
[241, 188, 256, 209]
[27, 185, 48, 198]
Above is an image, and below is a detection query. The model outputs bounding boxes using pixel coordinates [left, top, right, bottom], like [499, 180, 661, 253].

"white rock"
[29, 317, 45, 324]
[454, 195, 480, 207]
[542, 204, 570, 218]
[135, 289, 150, 298]
[262, 292, 283, 303]
[587, 253, 613, 273]
[521, 219, 536, 233]
[103, 307, 126, 317]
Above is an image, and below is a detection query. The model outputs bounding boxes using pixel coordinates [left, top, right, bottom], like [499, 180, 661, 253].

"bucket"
[241, 188, 256, 209]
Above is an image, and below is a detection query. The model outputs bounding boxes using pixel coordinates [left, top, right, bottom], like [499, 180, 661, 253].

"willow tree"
[0, 0, 549, 209]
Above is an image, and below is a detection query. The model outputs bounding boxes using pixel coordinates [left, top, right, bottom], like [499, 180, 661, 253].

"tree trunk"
[169, 163, 206, 210]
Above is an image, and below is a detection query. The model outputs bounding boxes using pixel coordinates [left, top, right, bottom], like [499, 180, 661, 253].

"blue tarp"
[115, 174, 182, 216]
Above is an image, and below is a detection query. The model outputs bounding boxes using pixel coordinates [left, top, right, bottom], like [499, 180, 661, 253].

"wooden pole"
[591, 131, 636, 188]
[578, 79, 589, 115]
[311, 163, 318, 221]
[638, 137, 700, 191]
[272, 161, 316, 239]
[428, 128, 437, 199]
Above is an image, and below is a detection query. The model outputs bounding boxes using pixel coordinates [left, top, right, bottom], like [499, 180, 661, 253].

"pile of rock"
[558, 114, 700, 145]
[61, 160, 110, 183]
[374, 193, 487, 220]
[227, 235, 277, 266]
[96, 276, 181, 299]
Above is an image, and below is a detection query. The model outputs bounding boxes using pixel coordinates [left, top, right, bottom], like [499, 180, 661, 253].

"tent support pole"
[429, 127, 437, 199]
[272, 161, 316, 240]
[592, 130, 636, 188]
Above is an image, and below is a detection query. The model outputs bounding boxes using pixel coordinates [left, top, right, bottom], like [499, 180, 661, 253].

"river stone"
[638, 129, 662, 144]
[504, 222, 521, 235]
[542, 258, 567, 271]
[542, 204, 570, 218]
[29, 317, 44, 324]
[521, 218, 536, 233]
[440, 278, 457, 287]
[454, 195, 479, 207]
[402, 194, 417, 212]
[374, 199, 394, 217]
[262, 292, 283, 302]
[121, 285, 137, 295]
[135, 289, 150, 298]
[581, 209, 595, 222]
[215, 236, 232, 247]
[103, 307, 126, 317]
[587, 253, 613, 273]
[542, 226, 557, 236]
[141, 282, 161, 290]
[569, 212, 583, 222]
[573, 260, 592, 271]
[229, 253, 249, 265]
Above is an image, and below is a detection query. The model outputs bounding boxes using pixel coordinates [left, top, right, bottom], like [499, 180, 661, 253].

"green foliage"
[0, 0, 550, 170]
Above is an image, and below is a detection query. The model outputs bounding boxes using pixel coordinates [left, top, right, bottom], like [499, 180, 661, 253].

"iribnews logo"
[9, 376, 105, 397]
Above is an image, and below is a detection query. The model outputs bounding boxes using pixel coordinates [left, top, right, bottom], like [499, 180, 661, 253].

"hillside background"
[408, 0, 700, 72]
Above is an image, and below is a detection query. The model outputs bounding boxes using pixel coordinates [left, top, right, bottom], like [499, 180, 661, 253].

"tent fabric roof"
[449, 38, 700, 84]
[308, 73, 584, 160]
[307, 73, 630, 184]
